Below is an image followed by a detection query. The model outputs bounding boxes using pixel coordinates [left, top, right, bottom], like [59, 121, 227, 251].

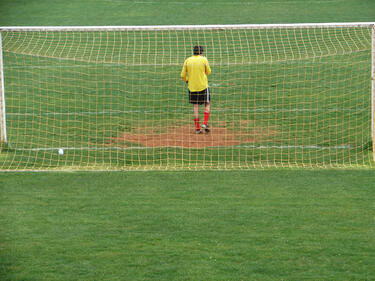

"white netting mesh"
[0, 24, 374, 170]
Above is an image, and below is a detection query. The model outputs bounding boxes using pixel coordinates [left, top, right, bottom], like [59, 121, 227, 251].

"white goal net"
[0, 23, 374, 170]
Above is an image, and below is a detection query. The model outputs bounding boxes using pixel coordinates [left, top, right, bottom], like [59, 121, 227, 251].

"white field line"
[14, 144, 354, 152]
[6, 107, 367, 117]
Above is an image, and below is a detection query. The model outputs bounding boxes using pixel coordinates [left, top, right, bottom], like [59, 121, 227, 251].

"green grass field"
[1, 0, 375, 280]
[1, 170, 375, 280]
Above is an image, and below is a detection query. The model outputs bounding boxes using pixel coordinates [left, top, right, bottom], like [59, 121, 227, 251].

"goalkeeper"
[181, 45, 212, 134]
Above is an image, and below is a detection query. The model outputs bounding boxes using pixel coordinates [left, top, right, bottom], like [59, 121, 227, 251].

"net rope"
[0, 25, 373, 170]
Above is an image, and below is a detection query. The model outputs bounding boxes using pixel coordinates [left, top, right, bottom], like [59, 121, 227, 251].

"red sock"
[194, 118, 200, 130]
[203, 111, 210, 125]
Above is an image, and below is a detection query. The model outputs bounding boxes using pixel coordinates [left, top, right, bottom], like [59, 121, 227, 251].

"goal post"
[372, 24, 375, 161]
[0, 23, 374, 170]
[0, 33, 7, 145]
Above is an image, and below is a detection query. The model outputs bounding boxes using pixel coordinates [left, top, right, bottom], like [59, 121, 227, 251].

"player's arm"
[180, 61, 188, 82]
[205, 58, 211, 76]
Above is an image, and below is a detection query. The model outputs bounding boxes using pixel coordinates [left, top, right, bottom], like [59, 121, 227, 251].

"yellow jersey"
[180, 55, 211, 92]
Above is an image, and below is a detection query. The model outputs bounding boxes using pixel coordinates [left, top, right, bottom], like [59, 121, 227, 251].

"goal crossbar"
[1, 22, 375, 32]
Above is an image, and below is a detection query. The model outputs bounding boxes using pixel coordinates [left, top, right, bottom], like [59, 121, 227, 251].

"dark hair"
[193, 45, 204, 55]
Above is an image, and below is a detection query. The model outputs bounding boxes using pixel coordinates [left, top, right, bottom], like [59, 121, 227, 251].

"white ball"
[58, 148, 64, 155]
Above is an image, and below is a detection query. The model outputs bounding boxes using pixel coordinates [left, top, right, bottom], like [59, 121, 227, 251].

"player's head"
[193, 45, 204, 55]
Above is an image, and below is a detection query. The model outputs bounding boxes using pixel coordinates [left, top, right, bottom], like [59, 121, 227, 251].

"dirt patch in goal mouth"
[111, 125, 278, 148]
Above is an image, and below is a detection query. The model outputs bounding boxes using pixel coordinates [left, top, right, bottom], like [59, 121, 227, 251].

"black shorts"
[188, 88, 211, 105]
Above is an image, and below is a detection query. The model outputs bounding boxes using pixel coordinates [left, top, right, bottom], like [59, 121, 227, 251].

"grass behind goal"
[0, 25, 373, 170]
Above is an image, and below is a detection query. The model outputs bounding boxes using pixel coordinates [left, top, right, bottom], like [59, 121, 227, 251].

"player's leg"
[203, 103, 210, 125]
[189, 91, 202, 133]
[193, 104, 201, 133]
[202, 88, 211, 133]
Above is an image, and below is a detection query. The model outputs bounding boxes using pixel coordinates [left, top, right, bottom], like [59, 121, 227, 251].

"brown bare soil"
[111, 124, 278, 148]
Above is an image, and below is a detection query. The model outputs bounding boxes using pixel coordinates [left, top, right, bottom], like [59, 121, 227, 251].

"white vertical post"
[372, 25, 375, 160]
[0, 32, 7, 145]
